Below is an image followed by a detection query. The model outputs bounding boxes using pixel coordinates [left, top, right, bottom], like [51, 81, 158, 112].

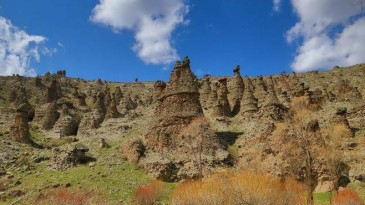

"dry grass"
[133, 180, 166, 205]
[33, 188, 104, 205]
[333, 124, 353, 138]
[171, 170, 308, 205]
[331, 188, 364, 205]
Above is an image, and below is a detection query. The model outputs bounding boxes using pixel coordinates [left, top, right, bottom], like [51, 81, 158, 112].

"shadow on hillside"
[216, 131, 243, 147]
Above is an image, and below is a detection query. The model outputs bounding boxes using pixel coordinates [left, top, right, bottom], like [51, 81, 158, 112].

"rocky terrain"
[1, 59, 365, 204]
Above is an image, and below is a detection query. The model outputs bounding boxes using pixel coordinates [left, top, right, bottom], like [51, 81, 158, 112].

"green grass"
[314, 192, 331, 205]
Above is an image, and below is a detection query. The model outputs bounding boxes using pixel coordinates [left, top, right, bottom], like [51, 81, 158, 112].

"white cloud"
[273, 0, 281, 12]
[91, 0, 189, 65]
[0, 16, 46, 76]
[288, 0, 365, 72]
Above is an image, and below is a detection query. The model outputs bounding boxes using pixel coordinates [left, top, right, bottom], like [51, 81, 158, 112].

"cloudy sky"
[0, 0, 364, 81]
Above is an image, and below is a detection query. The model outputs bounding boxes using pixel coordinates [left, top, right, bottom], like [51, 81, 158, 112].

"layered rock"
[212, 78, 231, 117]
[132, 57, 229, 181]
[41, 101, 60, 130]
[79, 92, 106, 131]
[115, 86, 123, 105]
[199, 75, 212, 110]
[260, 82, 288, 121]
[54, 104, 80, 137]
[105, 93, 121, 119]
[230, 66, 244, 115]
[44, 80, 61, 103]
[240, 79, 258, 117]
[153, 81, 166, 103]
[10, 103, 34, 144]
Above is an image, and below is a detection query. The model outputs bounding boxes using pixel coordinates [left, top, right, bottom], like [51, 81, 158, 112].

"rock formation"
[332, 107, 354, 137]
[105, 93, 121, 119]
[199, 75, 212, 110]
[54, 104, 80, 137]
[48, 144, 94, 170]
[212, 78, 231, 117]
[230, 66, 244, 115]
[240, 80, 258, 117]
[79, 92, 106, 131]
[41, 101, 60, 130]
[132, 57, 229, 181]
[44, 80, 61, 103]
[153, 81, 166, 103]
[10, 103, 34, 144]
[260, 82, 288, 121]
[115, 86, 123, 105]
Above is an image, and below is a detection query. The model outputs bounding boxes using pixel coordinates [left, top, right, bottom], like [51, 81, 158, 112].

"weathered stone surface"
[41, 101, 60, 130]
[9, 103, 34, 144]
[54, 104, 80, 137]
[121, 138, 145, 163]
[240, 79, 258, 116]
[105, 93, 121, 119]
[230, 66, 244, 115]
[115, 86, 123, 105]
[212, 78, 231, 117]
[44, 80, 61, 103]
[79, 92, 106, 130]
[138, 57, 229, 181]
[260, 82, 288, 121]
[48, 144, 94, 170]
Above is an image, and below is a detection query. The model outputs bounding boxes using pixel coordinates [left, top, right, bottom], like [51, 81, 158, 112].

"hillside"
[1, 60, 365, 204]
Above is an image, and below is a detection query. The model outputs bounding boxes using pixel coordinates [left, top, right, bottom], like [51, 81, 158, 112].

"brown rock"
[54, 104, 80, 137]
[141, 57, 228, 181]
[10, 103, 34, 144]
[115, 86, 123, 105]
[121, 138, 145, 163]
[41, 101, 60, 130]
[212, 78, 231, 117]
[105, 93, 121, 119]
[240, 79, 258, 116]
[230, 66, 244, 115]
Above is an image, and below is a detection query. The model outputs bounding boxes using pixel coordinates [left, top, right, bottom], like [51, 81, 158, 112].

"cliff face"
[0, 63, 365, 187]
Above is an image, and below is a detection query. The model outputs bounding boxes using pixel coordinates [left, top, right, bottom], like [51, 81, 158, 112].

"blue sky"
[0, 0, 364, 82]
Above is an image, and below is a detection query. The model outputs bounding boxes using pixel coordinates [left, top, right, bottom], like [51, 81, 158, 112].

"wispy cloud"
[0, 16, 47, 76]
[273, 0, 281, 12]
[90, 0, 189, 65]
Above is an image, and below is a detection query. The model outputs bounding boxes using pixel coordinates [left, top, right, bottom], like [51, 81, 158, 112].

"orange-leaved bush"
[171, 170, 308, 205]
[133, 180, 166, 205]
[331, 188, 364, 205]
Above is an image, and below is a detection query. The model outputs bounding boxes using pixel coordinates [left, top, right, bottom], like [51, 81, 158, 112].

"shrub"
[331, 188, 364, 205]
[33, 188, 102, 205]
[171, 170, 308, 205]
[133, 180, 166, 205]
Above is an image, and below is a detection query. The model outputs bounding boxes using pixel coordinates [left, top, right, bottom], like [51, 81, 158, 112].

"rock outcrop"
[199, 75, 212, 110]
[212, 78, 231, 117]
[105, 93, 121, 119]
[41, 101, 60, 130]
[240, 79, 259, 117]
[260, 82, 288, 121]
[54, 104, 80, 137]
[230, 66, 244, 115]
[44, 80, 61, 103]
[115, 86, 123, 105]
[131, 57, 229, 181]
[332, 107, 354, 137]
[48, 144, 94, 170]
[10, 103, 34, 144]
[79, 92, 106, 131]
